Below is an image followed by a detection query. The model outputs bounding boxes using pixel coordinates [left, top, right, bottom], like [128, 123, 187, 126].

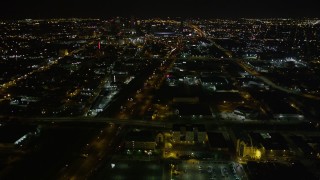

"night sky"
[1, 0, 319, 19]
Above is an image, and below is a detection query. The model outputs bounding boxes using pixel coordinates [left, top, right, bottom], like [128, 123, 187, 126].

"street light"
[147, 151, 152, 160]
[170, 164, 174, 180]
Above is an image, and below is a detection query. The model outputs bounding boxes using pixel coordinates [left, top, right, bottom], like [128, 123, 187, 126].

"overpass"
[233, 58, 320, 101]
[187, 23, 233, 58]
[1, 116, 309, 128]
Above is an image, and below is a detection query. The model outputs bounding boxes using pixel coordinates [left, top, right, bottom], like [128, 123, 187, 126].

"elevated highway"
[0, 116, 310, 129]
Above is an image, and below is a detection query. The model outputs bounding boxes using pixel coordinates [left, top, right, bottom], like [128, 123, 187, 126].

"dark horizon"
[1, 0, 320, 19]
[1, 3, 320, 179]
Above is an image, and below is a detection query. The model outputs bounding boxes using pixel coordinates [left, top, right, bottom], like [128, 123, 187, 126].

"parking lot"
[99, 160, 164, 180]
[172, 160, 247, 180]
[94, 158, 248, 180]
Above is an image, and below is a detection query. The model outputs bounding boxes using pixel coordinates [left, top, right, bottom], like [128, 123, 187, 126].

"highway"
[56, 124, 125, 180]
[188, 23, 320, 101]
[1, 115, 311, 129]
[113, 36, 180, 120]
[188, 23, 233, 58]
[235, 59, 320, 101]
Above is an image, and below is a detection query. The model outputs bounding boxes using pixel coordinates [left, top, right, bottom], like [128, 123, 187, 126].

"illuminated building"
[124, 130, 163, 150]
[236, 132, 291, 161]
[172, 124, 206, 144]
